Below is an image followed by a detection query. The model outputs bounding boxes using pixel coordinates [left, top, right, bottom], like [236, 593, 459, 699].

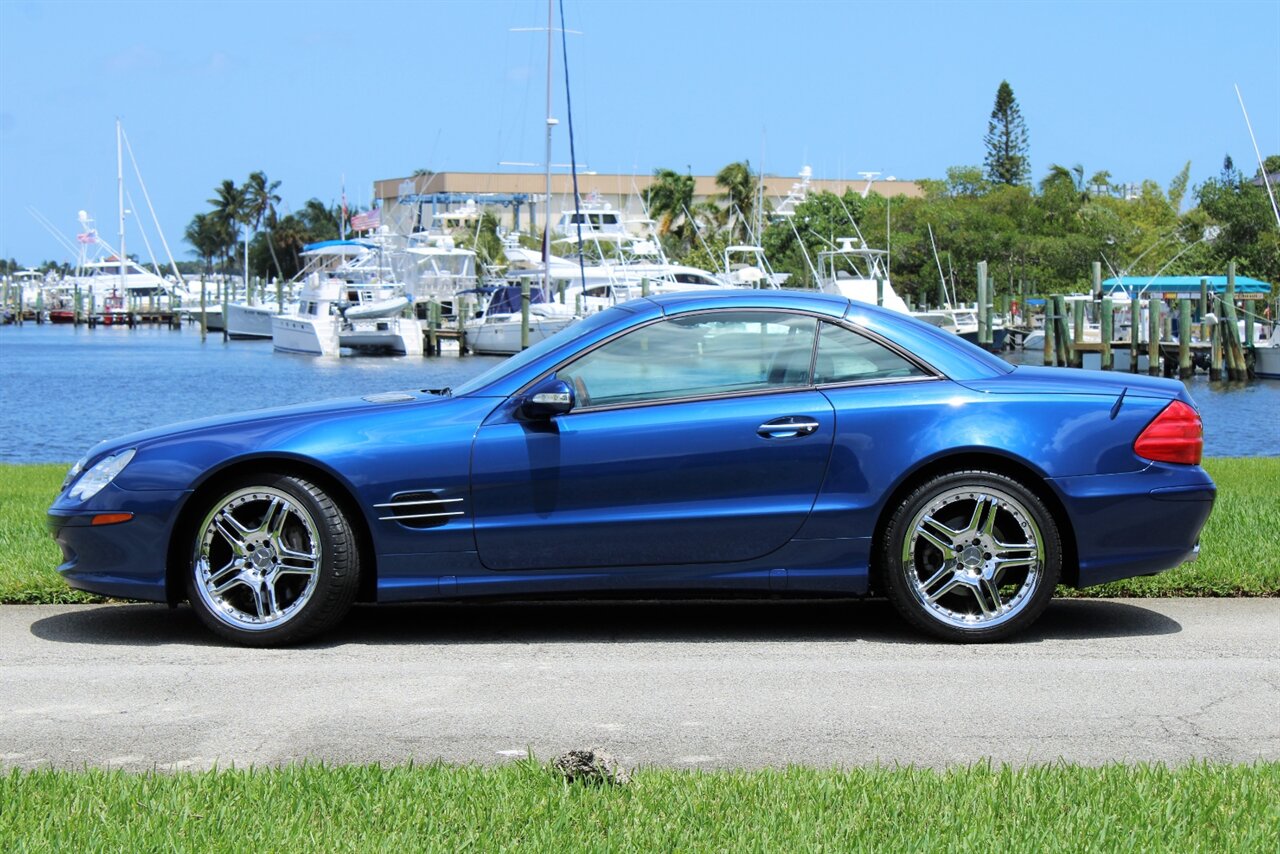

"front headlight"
[67, 449, 136, 502]
[62, 456, 89, 491]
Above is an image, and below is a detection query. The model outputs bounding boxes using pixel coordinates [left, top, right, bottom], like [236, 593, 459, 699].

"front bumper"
[47, 485, 190, 602]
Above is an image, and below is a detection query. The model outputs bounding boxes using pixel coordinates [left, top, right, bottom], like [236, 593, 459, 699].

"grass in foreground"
[3, 761, 1278, 852]
[1, 458, 1276, 604]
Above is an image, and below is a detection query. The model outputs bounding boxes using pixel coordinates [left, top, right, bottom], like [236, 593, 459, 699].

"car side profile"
[48, 290, 1214, 645]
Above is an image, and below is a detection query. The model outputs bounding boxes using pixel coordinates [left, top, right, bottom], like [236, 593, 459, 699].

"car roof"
[647, 289, 853, 318]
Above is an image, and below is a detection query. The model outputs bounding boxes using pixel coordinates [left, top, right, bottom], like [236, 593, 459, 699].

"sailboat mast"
[117, 118, 125, 295]
[543, 0, 554, 293]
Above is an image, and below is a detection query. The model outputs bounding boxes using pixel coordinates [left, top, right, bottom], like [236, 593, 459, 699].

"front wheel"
[879, 470, 1062, 642]
[186, 474, 360, 646]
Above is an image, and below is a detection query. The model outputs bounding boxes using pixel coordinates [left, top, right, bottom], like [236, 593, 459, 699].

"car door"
[470, 310, 836, 570]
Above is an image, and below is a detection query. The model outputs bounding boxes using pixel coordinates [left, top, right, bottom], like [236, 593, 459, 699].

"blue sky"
[1, 0, 1277, 264]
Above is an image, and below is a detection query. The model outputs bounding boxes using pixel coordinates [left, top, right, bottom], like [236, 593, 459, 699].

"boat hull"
[1256, 346, 1280, 380]
[271, 315, 339, 356]
[226, 303, 275, 340]
[340, 318, 424, 356]
[466, 315, 576, 355]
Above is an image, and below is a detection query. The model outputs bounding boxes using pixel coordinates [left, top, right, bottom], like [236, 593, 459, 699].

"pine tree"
[983, 80, 1030, 186]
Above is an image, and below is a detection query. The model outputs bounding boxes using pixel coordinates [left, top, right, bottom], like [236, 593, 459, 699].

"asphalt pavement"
[2, 598, 1277, 770]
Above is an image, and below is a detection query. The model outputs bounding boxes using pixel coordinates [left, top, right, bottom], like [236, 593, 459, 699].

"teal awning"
[1101, 275, 1273, 298]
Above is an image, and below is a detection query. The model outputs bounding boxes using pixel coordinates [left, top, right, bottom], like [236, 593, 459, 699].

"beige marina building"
[371, 168, 924, 236]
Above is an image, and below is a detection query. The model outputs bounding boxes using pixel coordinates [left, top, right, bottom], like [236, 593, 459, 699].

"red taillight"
[1134, 400, 1203, 465]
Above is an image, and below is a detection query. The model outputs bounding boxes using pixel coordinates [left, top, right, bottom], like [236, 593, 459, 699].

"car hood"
[958, 366, 1188, 401]
[83, 389, 448, 461]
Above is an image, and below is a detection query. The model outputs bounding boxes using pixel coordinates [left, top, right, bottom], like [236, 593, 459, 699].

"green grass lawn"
[3, 761, 1277, 852]
[2, 458, 1277, 604]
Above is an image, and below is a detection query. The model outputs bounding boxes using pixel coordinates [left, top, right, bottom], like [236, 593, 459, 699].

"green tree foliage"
[1195, 156, 1280, 288]
[984, 81, 1030, 186]
[244, 171, 284, 279]
[456, 210, 504, 268]
[715, 161, 757, 243]
[644, 169, 696, 243]
[183, 212, 227, 275]
[760, 191, 866, 286]
[207, 179, 248, 275]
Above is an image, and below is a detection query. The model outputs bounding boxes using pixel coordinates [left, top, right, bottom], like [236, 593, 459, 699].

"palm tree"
[208, 179, 248, 281]
[645, 168, 696, 243]
[266, 213, 312, 280]
[244, 171, 284, 279]
[715, 161, 756, 243]
[298, 198, 342, 242]
[183, 213, 223, 275]
[1039, 163, 1087, 201]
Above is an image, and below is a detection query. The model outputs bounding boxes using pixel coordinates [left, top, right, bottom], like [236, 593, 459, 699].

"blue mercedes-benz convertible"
[48, 290, 1214, 645]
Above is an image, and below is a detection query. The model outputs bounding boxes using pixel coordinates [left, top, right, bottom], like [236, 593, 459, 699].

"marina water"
[1, 324, 1276, 464]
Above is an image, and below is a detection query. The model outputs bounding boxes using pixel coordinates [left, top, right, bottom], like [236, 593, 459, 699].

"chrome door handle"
[757, 417, 821, 438]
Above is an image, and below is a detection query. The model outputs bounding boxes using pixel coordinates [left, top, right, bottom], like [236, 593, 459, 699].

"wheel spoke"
[979, 498, 1000, 536]
[247, 582, 268, 620]
[213, 514, 250, 556]
[916, 564, 955, 595]
[258, 497, 287, 538]
[916, 517, 957, 558]
[206, 559, 240, 586]
[977, 578, 1004, 616]
[264, 581, 281, 617]
[211, 572, 250, 596]
[925, 577, 961, 603]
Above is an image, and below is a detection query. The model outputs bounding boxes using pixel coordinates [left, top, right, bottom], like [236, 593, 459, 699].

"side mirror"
[521, 376, 575, 419]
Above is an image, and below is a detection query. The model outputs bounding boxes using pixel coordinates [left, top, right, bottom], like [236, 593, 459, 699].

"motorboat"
[816, 238, 908, 312]
[271, 240, 421, 356]
[464, 283, 578, 356]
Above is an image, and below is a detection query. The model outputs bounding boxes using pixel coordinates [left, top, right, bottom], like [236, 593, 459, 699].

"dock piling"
[520, 277, 531, 351]
[1101, 298, 1113, 370]
[1178, 298, 1192, 379]
[1147, 298, 1161, 375]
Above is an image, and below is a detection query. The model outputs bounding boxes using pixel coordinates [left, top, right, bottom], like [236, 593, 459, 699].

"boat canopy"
[301, 240, 375, 257]
[1102, 275, 1274, 298]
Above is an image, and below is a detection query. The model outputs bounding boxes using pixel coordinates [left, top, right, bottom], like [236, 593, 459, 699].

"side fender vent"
[375, 491, 464, 529]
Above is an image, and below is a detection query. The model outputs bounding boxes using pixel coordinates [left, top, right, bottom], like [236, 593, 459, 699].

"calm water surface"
[0, 323, 1276, 463]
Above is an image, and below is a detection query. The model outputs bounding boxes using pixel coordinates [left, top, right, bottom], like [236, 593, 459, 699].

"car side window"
[814, 322, 928, 384]
[560, 311, 817, 407]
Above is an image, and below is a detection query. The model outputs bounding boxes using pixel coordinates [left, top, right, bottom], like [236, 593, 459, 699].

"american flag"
[350, 209, 380, 232]
[77, 231, 97, 244]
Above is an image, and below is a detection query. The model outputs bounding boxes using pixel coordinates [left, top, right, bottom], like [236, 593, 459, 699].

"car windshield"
[450, 306, 633, 396]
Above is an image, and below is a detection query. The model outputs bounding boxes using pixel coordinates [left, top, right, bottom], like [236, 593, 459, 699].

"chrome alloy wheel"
[902, 486, 1044, 629]
[193, 487, 322, 631]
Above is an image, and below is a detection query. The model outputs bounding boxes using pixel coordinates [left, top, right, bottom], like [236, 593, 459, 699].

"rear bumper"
[1049, 463, 1215, 588]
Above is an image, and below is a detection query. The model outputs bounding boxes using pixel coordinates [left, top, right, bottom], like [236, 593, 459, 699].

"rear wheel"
[879, 470, 1061, 642]
[186, 474, 359, 646]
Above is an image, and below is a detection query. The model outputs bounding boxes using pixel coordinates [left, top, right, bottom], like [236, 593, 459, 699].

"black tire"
[185, 473, 360, 646]
[878, 470, 1062, 642]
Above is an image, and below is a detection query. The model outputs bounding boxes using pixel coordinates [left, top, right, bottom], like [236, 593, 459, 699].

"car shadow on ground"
[28, 597, 1181, 647]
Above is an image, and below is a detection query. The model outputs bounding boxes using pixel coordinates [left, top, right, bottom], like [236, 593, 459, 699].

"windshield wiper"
[423, 387, 452, 397]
